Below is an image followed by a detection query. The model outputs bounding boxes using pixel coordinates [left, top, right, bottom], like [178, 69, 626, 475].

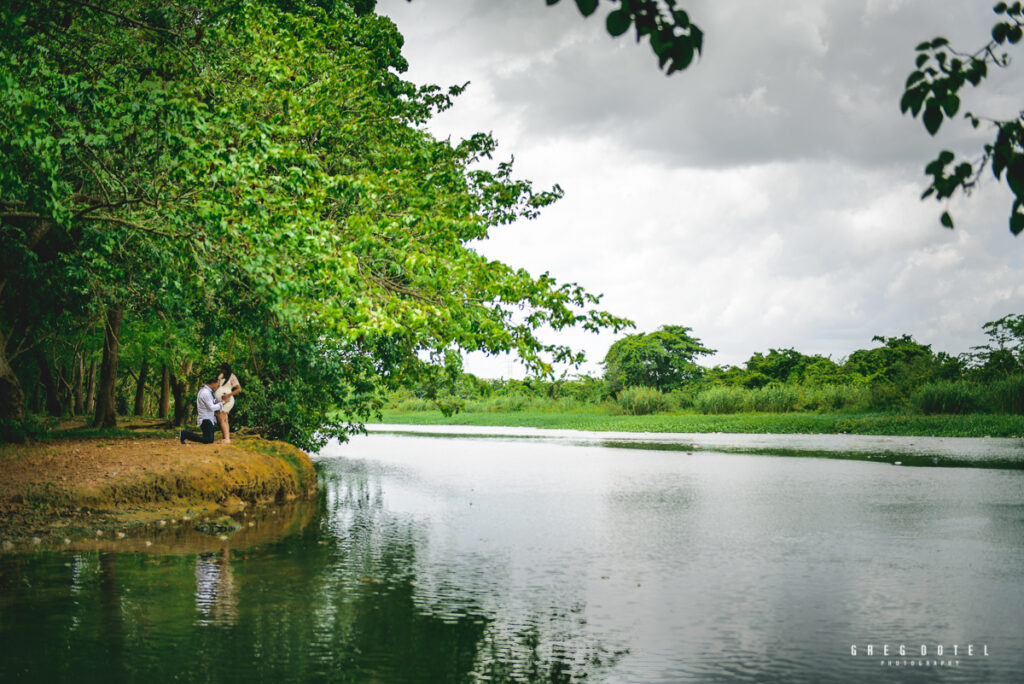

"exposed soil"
[0, 420, 317, 550]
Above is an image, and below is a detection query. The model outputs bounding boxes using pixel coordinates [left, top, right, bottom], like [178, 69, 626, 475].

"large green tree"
[969, 313, 1024, 377]
[602, 325, 713, 394]
[0, 0, 628, 445]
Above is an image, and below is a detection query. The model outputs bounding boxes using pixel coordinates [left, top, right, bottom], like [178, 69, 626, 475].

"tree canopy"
[602, 325, 714, 394]
[0, 0, 628, 446]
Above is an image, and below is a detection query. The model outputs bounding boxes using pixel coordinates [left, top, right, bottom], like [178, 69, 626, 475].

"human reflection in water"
[194, 548, 238, 626]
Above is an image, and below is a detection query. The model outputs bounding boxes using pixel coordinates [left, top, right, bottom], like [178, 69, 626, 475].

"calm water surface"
[2, 429, 1023, 683]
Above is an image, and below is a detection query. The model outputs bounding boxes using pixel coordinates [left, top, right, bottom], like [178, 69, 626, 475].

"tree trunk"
[72, 353, 85, 416]
[92, 304, 124, 428]
[159, 364, 170, 419]
[58, 362, 72, 414]
[0, 332, 25, 435]
[36, 348, 63, 417]
[0, 219, 52, 435]
[85, 357, 97, 415]
[170, 360, 192, 427]
[133, 358, 149, 416]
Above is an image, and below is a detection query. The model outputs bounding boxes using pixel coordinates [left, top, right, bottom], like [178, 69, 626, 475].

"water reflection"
[195, 549, 238, 627]
[2, 432, 1023, 682]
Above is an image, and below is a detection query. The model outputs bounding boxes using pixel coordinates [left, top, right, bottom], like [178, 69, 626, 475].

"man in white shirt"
[179, 373, 224, 444]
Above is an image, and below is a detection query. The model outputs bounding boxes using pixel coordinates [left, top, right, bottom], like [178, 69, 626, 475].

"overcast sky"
[378, 0, 1024, 378]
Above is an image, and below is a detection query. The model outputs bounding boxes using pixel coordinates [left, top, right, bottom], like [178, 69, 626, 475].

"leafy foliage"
[902, 2, 1024, 234]
[548, 0, 704, 74]
[602, 325, 715, 394]
[0, 0, 628, 442]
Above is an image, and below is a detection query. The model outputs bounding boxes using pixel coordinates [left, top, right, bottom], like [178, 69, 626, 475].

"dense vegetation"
[0, 0, 627, 448]
[386, 315, 1024, 420]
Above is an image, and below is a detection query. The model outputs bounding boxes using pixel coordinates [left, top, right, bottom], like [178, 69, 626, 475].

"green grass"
[377, 410, 1024, 438]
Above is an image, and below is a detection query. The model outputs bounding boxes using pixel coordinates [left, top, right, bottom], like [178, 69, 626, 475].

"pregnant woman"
[214, 362, 241, 444]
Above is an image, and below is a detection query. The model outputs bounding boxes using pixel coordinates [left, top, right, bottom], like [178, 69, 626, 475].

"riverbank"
[0, 422, 317, 550]
[377, 410, 1024, 437]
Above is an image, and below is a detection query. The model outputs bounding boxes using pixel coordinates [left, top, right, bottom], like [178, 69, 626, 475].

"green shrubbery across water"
[381, 322, 1024, 437]
[377, 409, 1024, 438]
[381, 375, 1024, 437]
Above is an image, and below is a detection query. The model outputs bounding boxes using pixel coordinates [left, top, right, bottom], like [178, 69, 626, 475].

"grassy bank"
[1, 422, 318, 549]
[377, 410, 1024, 438]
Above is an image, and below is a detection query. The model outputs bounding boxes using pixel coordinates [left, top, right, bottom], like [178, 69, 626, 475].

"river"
[2, 426, 1022, 682]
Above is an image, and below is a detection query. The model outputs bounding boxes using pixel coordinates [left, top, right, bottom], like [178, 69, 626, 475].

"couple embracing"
[179, 363, 242, 445]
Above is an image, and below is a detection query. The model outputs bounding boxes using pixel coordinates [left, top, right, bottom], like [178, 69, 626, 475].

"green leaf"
[606, 9, 631, 36]
[915, 41, 932, 51]
[940, 211, 954, 229]
[690, 25, 704, 54]
[993, 150, 1008, 179]
[931, 37, 949, 48]
[1008, 160, 1024, 197]
[905, 70, 925, 88]
[674, 10, 690, 28]
[1009, 25, 1023, 43]
[923, 102, 943, 135]
[993, 22, 1009, 43]
[574, 0, 598, 17]
[915, 53, 929, 68]
[1011, 212, 1024, 236]
[938, 150, 955, 165]
[900, 88, 925, 116]
[670, 39, 695, 73]
[941, 93, 960, 117]
[995, 2, 1008, 14]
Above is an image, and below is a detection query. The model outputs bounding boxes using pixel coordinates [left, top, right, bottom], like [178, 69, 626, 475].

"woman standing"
[214, 362, 241, 444]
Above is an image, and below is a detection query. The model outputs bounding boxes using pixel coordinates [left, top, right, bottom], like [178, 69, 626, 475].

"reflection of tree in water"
[194, 548, 238, 627]
[319, 463, 630, 683]
[0, 465, 627, 683]
[471, 606, 630, 683]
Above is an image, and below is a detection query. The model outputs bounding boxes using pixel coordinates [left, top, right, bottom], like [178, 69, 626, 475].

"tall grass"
[694, 383, 870, 414]
[693, 387, 746, 414]
[615, 386, 672, 415]
[911, 376, 1024, 414]
[802, 384, 870, 412]
[744, 385, 802, 412]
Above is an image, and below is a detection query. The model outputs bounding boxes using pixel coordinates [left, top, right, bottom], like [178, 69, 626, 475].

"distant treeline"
[388, 316, 1024, 416]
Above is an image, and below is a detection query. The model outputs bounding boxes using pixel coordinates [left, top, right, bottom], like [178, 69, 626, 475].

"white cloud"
[378, 0, 1024, 377]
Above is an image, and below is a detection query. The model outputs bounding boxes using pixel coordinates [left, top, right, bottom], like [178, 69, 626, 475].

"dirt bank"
[0, 429, 317, 549]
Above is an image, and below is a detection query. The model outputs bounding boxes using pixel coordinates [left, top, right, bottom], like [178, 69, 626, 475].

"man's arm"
[201, 387, 224, 413]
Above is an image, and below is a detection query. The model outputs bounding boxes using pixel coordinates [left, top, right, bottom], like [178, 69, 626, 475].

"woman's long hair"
[220, 362, 232, 384]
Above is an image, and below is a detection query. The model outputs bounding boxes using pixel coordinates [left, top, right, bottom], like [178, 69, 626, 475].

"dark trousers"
[182, 419, 216, 444]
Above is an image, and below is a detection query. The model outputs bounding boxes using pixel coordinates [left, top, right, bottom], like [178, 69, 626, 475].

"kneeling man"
[179, 372, 224, 445]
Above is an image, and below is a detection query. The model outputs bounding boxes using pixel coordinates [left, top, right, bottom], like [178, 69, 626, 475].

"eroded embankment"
[0, 434, 317, 548]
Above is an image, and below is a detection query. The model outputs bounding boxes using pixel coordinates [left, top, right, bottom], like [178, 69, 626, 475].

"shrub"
[866, 380, 905, 411]
[616, 386, 672, 415]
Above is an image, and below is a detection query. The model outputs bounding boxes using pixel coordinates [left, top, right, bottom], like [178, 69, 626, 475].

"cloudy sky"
[378, 0, 1024, 378]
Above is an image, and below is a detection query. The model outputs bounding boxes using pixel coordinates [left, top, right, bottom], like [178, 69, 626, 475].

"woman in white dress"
[215, 363, 241, 444]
